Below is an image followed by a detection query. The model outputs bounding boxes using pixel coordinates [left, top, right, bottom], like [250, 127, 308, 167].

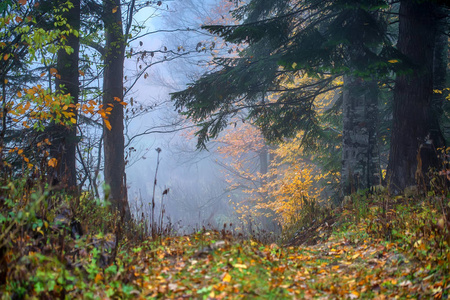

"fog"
[123, 0, 241, 234]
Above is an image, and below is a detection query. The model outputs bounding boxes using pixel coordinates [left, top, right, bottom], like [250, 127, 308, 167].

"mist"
[123, 0, 242, 235]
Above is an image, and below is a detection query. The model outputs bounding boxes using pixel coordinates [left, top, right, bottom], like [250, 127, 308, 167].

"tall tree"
[102, 0, 130, 218]
[387, 0, 446, 193]
[339, 6, 385, 194]
[342, 76, 379, 194]
[50, 0, 81, 190]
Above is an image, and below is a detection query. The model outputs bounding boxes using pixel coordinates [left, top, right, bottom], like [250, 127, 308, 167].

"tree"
[0, 0, 81, 180]
[50, 0, 81, 190]
[342, 76, 379, 194]
[102, 0, 129, 219]
[387, 0, 446, 193]
[171, 0, 394, 199]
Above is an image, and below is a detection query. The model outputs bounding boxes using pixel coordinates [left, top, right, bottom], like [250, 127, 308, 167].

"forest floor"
[1, 192, 450, 299]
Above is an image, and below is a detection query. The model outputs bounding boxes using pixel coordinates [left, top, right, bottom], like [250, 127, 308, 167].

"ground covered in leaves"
[1, 193, 450, 299]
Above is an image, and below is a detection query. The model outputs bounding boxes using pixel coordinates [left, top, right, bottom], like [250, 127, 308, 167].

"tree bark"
[341, 76, 379, 195]
[432, 13, 447, 127]
[51, 0, 80, 190]
[387, 0, 445, 193]
[103, 0, 130, 219]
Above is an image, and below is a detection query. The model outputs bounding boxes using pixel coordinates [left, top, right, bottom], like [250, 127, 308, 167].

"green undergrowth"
[1, 179, 449, 299]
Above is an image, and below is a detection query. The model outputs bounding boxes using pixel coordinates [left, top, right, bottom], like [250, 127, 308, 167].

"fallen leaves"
[2, 197, 450, 299]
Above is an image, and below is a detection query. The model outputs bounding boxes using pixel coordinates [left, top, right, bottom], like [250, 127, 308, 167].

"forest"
[1, 0, 450, 298]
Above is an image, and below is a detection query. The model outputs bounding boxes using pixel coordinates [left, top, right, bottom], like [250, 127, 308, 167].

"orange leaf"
[18, 0, 27, 5]
[15, 16, 23, 23]
[94, 272, 103, 283]
[112, 6, 118, 13]
[104, 120, 112, 130]
[114, 97, 121, 102]
[48, 158, 58, 168]
[17, 91, 22, 97]
[3, 54, 10, 61]
[49, 68, 57, 75]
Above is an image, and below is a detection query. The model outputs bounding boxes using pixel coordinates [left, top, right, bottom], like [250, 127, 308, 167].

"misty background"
[122, 0, 242, 233]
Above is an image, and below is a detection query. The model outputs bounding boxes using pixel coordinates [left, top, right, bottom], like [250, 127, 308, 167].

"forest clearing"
[1, 0, 450, 298]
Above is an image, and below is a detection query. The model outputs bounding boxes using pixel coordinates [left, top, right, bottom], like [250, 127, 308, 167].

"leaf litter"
[1, 196, 449, 299]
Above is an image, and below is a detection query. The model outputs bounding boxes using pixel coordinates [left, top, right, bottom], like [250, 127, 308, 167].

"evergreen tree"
[172, 0, 394, 197]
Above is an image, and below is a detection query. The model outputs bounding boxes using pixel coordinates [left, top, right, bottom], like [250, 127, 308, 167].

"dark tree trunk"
[387, 0, 445, 193]
[432, 15, 447, 130]
[342, 76, 379, 195]
[103, 0, 130, 219]
[51, 0, 80, 190]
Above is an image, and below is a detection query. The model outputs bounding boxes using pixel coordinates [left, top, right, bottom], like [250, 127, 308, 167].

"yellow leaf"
[48, 158, 58, 168]
[4, 79, 8, 84]
[234, 263, 247, 269]
[222, 272, 231, 283]
[70, 117, 76, 124]
[388, 59, 399, 64]
[17, 91, 22, 97]
[112, 6, 118, 13]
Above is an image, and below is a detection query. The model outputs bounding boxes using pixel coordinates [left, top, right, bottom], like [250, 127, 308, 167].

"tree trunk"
[51, 0, 80, 190]
[341, 75, 379, 195]
[103, 0, 130, 219]
[432, 14, 447, 130]
[259, 145, 268, 181]
[387, 0, 445, 193]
